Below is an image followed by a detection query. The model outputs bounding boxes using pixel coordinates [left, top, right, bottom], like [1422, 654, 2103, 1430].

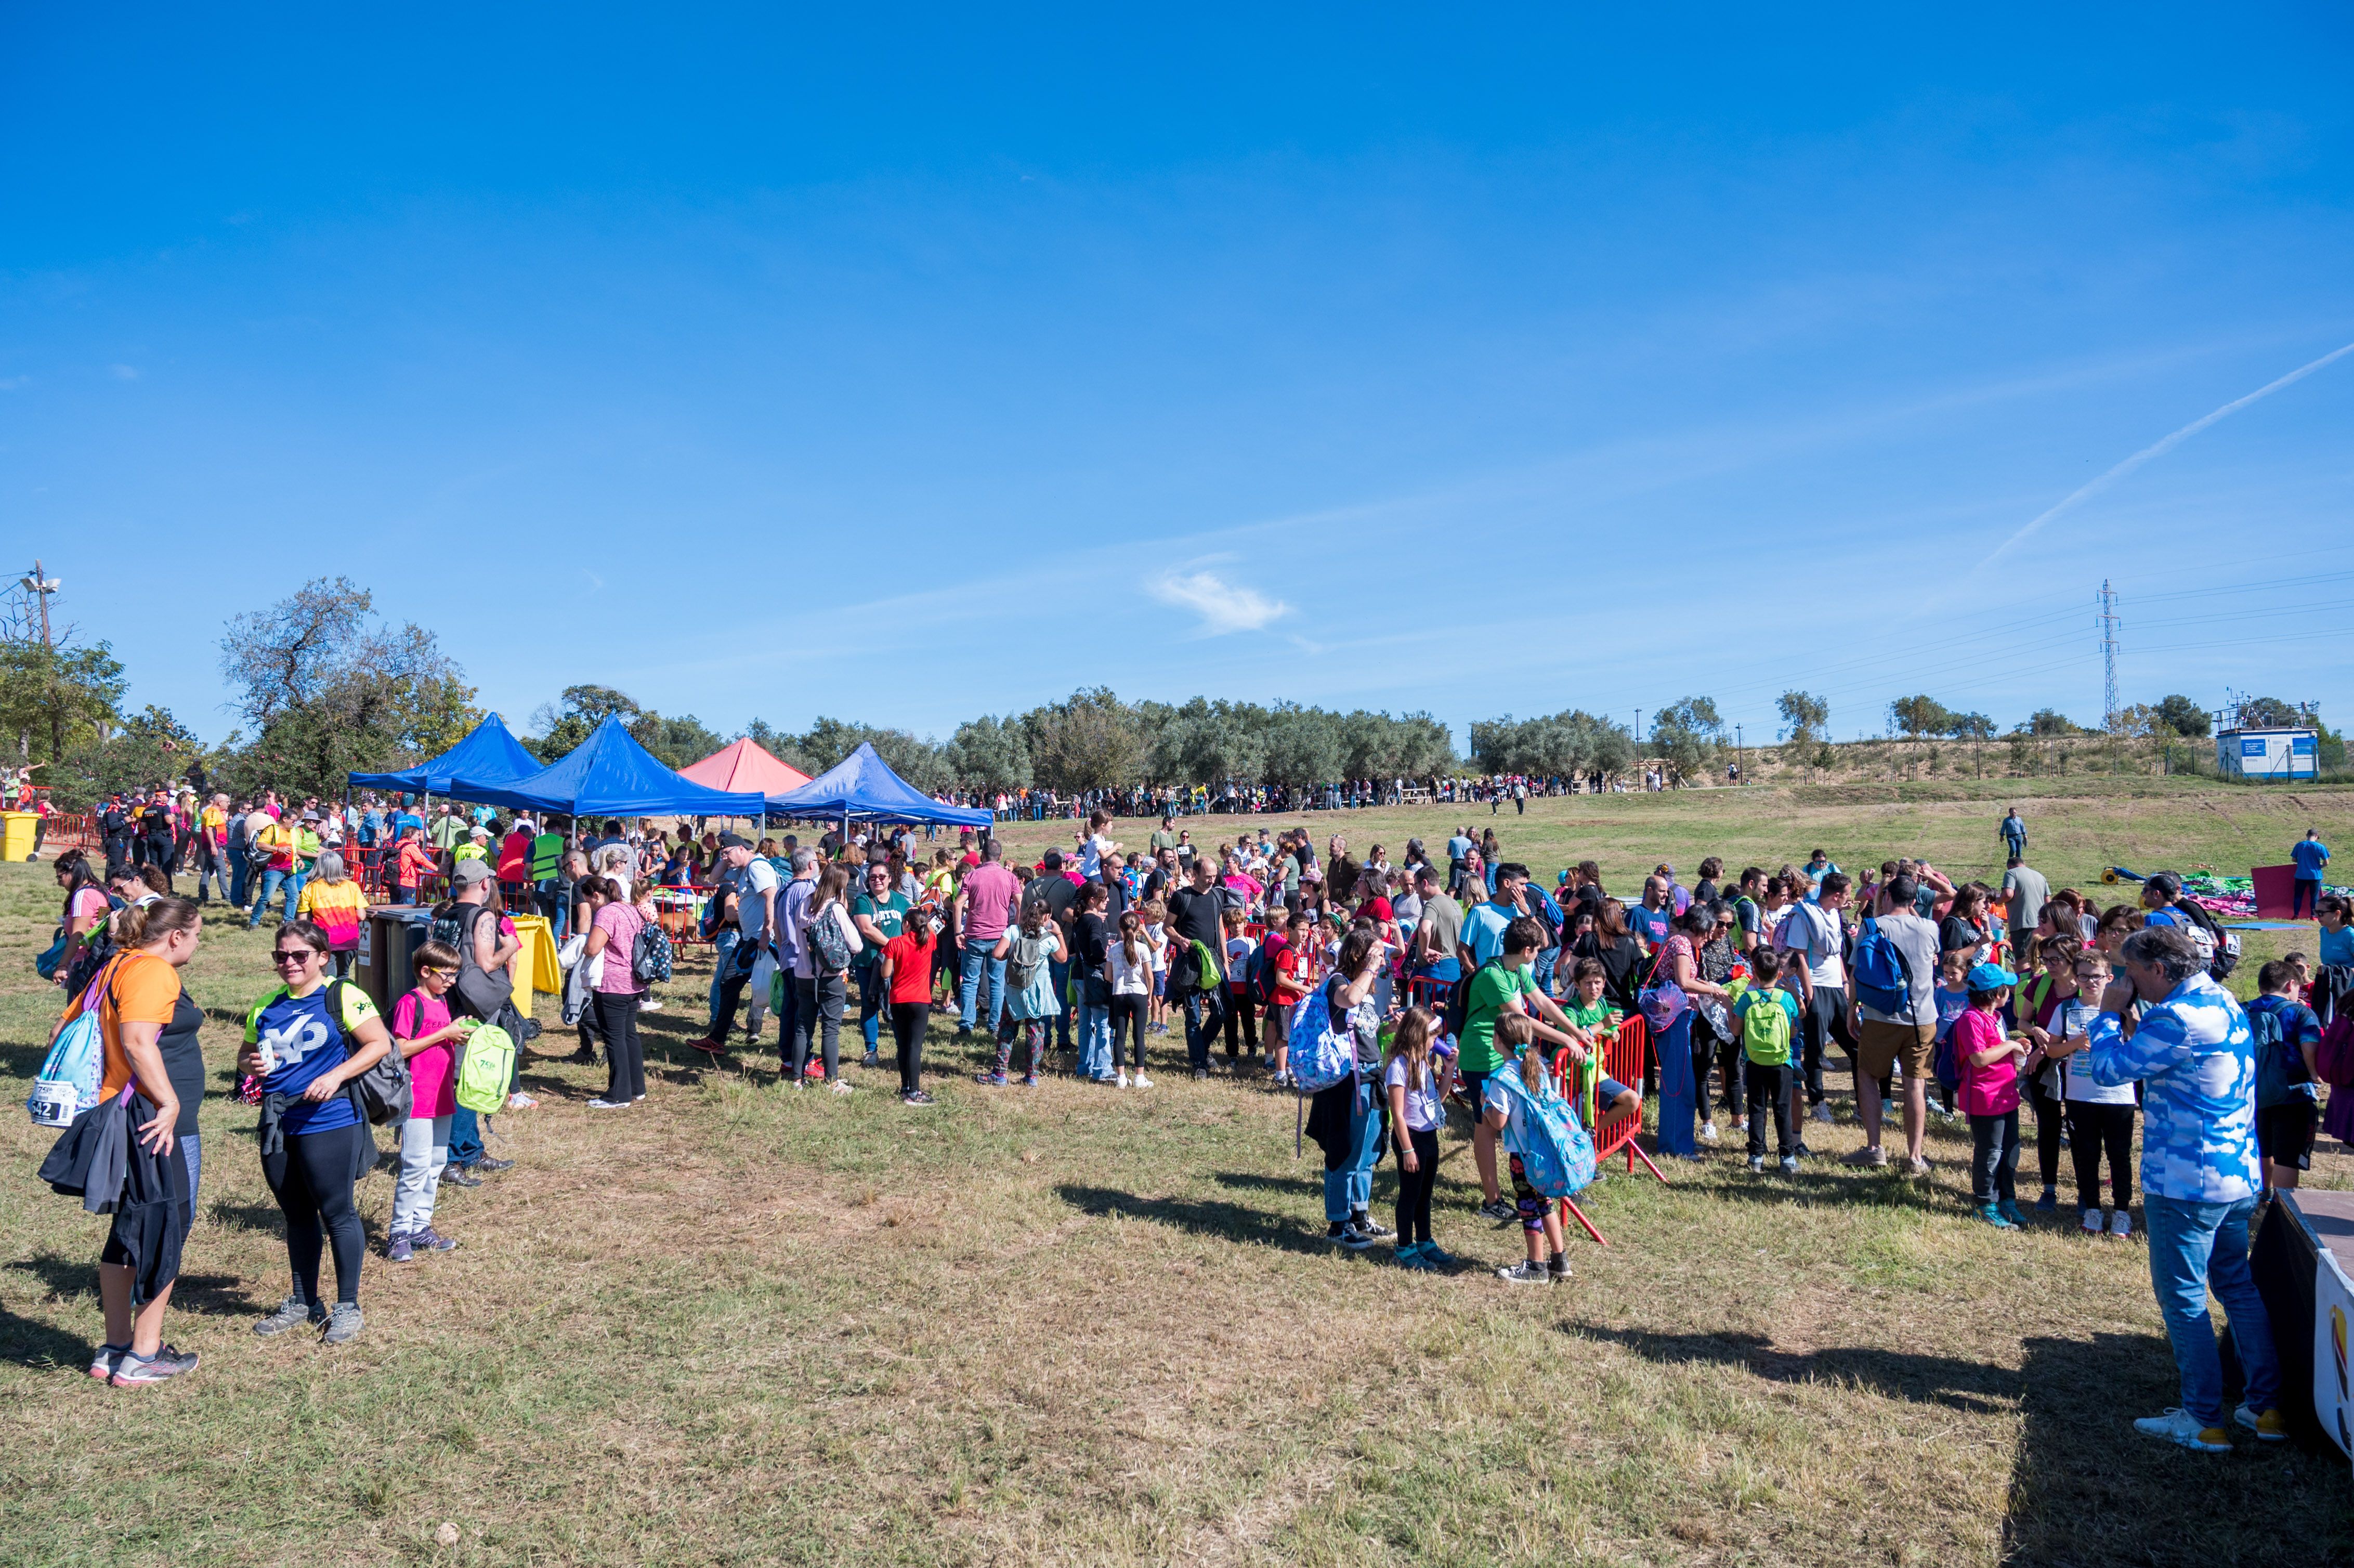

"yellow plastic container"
[511, 914, 559, 1010]
[1, 811, 36, 863]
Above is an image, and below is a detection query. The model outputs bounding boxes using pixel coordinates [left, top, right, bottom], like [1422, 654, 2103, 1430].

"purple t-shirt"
[960, 863, 1024, 943]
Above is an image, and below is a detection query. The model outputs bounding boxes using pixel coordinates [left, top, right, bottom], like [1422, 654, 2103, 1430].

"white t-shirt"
[1143, 922, 1170, 974]
[1385, 1055, 1446, 1132]
[1079, 833, 1116, 879]
[737, 857, 780, 945]
[1226, 934, 1257, 985]
[2052, 997, 2137, 1105]
[1777, 901, 1846, 989]
[1107, 938, 1153, 995]
[1856, 911, 1941, 1026]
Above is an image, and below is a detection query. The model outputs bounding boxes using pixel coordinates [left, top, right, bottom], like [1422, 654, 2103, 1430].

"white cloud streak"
[1147, 569, 1290, 635]
[1978, 338, 2354, 570]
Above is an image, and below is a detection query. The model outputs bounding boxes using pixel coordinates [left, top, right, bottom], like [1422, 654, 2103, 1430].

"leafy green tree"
[2019, 708, 2085, 737]
[2154, 694, 2211, 738]
[1023, 687, 1143, 793]
[2237, 695, 2306, 729]
[1889, 694, 1953, 739]
[1776, 690, 1829, 744]
[1649, 696, 1724, 783]
[1945, 712, 1996, 740]
[946, 715, 1033, 794]
[1262, 703, 1343, 790]
[0, 639, 126, 769]
[219, 577, 478, 800]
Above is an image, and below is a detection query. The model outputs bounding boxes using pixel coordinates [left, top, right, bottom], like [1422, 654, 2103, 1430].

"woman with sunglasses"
[236, 919, 394, 1346]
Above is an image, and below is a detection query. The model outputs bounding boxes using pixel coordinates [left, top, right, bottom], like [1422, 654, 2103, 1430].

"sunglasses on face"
[271, 949, 318, 966]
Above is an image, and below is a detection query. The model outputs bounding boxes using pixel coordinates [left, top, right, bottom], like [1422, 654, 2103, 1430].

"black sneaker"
[1342, 1217, 1383, 1248]
[1353, 1215, 1394, 1239]
[1476, 1198, 1519, 1223]
[861, 1052, 882, 1069]
[901, 1090, 935, 1106]
[1331, 1221, 1375, 1251]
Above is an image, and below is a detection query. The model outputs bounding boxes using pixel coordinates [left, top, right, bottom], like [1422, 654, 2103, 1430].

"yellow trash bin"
[510, 914, 557, 1020]
[1, 811, 36, 863]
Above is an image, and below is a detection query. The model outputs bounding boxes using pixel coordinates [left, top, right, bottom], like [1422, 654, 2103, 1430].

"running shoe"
[973, 1071, 1009, 1087]
[2234, 1404, 2287, 1444]
[385, 1233, 414, 1263]
[1330, 1221, 1374, 1251]
[87, 1342, 127, 1381]
[1132, 1074, 1152, 1089]
[254, 1295, 321, 1338]
[412, 1226, 457, 1252]
[901, 1090, 936, 1106]
[2134, 1408, 2229, 1453]
[585, 1097, 630, 1109]
[321, 1303, 364, 1345]
[109, 1344, 199, 1388]
[1476, 1198, 1519, 1223]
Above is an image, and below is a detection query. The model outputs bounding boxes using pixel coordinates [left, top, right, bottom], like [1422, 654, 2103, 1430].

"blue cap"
[1967, 961, 2018, 991]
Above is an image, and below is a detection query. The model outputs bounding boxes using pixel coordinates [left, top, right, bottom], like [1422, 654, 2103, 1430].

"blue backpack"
[1484, 1058, 1596, 1200]
[1851, 916, 1914, 1016]
[2251, 1003, 2309, 1110]
[1289, 984, 1359, 1094]
[29, 959, 118, 1128]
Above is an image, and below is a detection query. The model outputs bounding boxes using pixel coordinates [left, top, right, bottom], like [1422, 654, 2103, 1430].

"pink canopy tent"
[679, 738, 814, 796]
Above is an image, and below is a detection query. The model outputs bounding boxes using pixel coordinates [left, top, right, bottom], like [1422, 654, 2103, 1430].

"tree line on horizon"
[0, 574, 2320, 809]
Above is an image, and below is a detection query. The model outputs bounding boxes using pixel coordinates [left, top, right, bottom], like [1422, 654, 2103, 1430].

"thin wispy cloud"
[1149, 569, 1290, 635]
[109, 363, 140, 380]
[1978, 338, 2354, 571]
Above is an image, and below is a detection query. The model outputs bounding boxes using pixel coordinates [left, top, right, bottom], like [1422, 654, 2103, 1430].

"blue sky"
[5, 7, 2351, 751]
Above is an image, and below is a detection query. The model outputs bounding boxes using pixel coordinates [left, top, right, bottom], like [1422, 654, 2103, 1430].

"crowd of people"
[30, 793, 2344, 1456]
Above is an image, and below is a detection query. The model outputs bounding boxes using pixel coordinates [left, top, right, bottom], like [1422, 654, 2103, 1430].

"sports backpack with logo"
[28, 958, 119, 1127]
[454, 1023, 515, 1115]
[1483, 1061, 1595, 1199]
[1850, 916, 1915, 1016]
[1740, 990, 1793, 1066]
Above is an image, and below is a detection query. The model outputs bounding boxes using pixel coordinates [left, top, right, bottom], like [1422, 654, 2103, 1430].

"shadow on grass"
[0, 1298, 91, 1369]
[2004, 1331, 2354, 1564]
[0, 1039, 51, 1078]
[6, 1253, 257, 1324]
[1055, 1183, 1340, 1258]
[207, 1199, 284, 1234]
[1568, 1322, 2018, 1414]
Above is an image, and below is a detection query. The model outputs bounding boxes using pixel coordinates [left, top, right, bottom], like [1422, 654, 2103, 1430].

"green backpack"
[1740, 990, 1793, 1066]
[454, 1023, 515, 1114]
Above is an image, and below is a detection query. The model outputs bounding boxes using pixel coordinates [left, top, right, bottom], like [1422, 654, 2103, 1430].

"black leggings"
[890, 1001, 930, 1094]
[595, 990, 645, 1102]
[1109, 994, 1148, 1069]
[1694, 1027, 1744, 1122]
[261, 1122, 367, 1307]
[1395, 1126, 1439, 1245]
[2066, 1100, 2136, 1211]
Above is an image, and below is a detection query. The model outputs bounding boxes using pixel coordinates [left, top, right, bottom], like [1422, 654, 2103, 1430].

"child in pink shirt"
[1954, 960, 2026, 1229]
[388, 940, 476, 1262]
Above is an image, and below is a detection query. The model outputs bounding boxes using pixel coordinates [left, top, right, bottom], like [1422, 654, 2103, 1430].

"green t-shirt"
[1460, 961, 1539, 1074]
[1149, 829, 1178, 852]
[852, 892, 909, 966]
[1562, 997, 1616, 1034]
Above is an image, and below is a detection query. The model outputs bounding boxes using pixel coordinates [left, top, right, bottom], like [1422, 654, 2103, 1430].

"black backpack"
[1441, 958, 1503, 1039]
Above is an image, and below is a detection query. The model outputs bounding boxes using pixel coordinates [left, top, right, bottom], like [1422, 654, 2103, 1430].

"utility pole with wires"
[2098, 579, 2121, 731]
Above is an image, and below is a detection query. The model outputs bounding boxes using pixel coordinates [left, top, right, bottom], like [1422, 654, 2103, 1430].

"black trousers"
[1222, 990, 1259, 1056]
[2065, 1100, 2135, 1210]
[261, 1122, 367, 1307]
[1693, 1025, 1743, 1122]
[1109, 993, 1148, 1069]
[890, 1001, 930, 1094]
[709, 944, 756, 1044]
[2029, 1081, 2067, 1190]
[1744, 1062, 1796, 1156]
[1800, 985, 1852, 1104]
[1396, 1125, 1439, 1244]
[594, 990, 646, 1102]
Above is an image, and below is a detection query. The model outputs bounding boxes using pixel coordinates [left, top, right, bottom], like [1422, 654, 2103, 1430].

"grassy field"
[4, 777, 2353, 1567]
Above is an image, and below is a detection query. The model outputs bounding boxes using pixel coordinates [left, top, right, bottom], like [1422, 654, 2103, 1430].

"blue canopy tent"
[458, 716, 769, 819]
[347, 712, 540, 798]
[765, 742, 995, 830]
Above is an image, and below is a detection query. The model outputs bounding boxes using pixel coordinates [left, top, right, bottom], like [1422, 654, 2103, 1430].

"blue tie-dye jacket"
[2083, 973, 2258, 1204]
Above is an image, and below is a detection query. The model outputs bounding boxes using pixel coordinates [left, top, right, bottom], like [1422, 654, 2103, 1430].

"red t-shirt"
[1356, 895, 1394, 925]
[883, 933, 935, 1004]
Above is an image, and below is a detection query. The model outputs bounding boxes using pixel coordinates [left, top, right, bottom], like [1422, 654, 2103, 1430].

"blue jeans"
[1047, 957, 1073, 1050]
[229, 856, 251, 910]
[708, 929, 739, 1024]
[1323, 1077, 1385, 1221]
[2004, 833, 2025, 860]
[249, 867, 305, 926]
[959, 940, 1006, 1033]
[1077, 1000, 1113, 1079]
[2294, 878, 2320, 920]
[2143, 1192, 2278, 1426]
[448, 1106, 484, 1167]
[1183, 987, 1226, 1070]
[857, 963, 885, 1054]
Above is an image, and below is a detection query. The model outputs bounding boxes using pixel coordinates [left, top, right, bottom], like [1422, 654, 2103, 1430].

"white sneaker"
[1699, 1121, 1719, 1144]
[2109, 1210, 2133, 1239]
[2082, 1208, 2104, 1234]
[1117, 1072, 1132, 1088]
[585, 1097, 630, 1109]
[639, 999, 663, 1012]
[507, 1092, 538, 1110]
[829, 1079, 855, 1096]
[1132, 1075, 1152, 1090]
[2133, 1408, 2229, 1453]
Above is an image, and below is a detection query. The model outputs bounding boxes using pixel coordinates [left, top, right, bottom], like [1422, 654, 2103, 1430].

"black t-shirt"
[1100, 879, 1129, 924]
[140, 805, 173, 838]
[1074, 911, 1109, 973]
[1143, 867, 1175, 903]
[1166, 885, 1226, 977]
[1939, 915, 1985, 955]
[157, 987, 205, 1138]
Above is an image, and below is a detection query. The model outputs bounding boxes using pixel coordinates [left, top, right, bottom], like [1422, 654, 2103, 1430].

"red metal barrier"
[43, 812, 98, 855]
[1547, 1011, 1668, 1248]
